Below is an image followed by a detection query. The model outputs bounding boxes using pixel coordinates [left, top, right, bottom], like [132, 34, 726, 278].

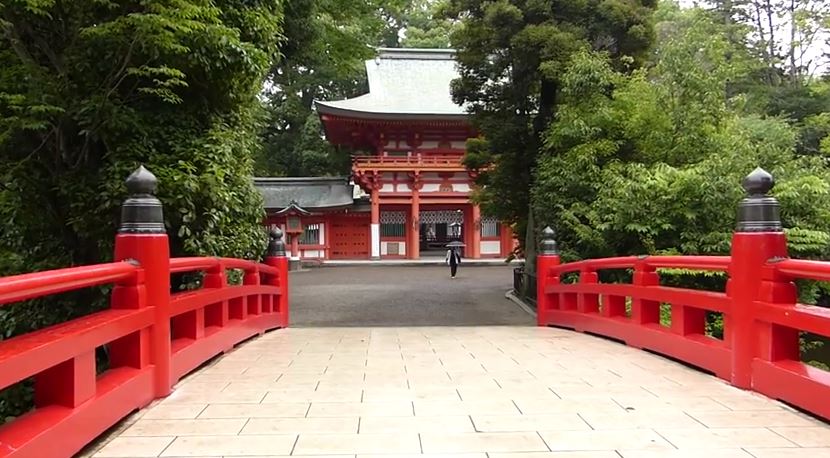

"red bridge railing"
[537, 167, 830, 421]
[0, 167, 289, 458]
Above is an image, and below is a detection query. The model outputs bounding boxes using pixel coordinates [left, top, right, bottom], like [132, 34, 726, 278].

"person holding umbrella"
[445, 241, 464, 278]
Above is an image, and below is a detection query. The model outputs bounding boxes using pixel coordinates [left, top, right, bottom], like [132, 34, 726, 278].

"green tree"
[0, 0, 282, 418]
[443, 0, 658, 263]
[256, 0, 390, 178]
[401, 0, 458, 48]
[532, 5, 830, 262]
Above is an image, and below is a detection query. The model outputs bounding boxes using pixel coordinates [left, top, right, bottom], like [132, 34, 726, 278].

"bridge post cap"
[119, 165, 166, 234]
[539, 226, 559, 255]
[742, 167, 774, 196]
[736, 166, 782, 233]
[267, 227, 286, 257]
[125, 165, 158, 195]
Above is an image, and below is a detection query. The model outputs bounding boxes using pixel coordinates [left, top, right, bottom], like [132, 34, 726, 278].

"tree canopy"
[0, 0, 283, 418]
[442, 0, 659, 262]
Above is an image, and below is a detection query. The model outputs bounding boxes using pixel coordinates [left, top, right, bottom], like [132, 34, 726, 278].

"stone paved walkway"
[87, 326, 830, 458]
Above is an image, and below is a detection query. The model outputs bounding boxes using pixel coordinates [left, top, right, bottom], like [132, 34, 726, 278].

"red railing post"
[631, 259, 660, 326]
[112, 166, 172, 398]
[243, 265, 261, 317]
[726, 168, 788, 389]
[537, 227, 560, 326]
[265, 228, 290, 327]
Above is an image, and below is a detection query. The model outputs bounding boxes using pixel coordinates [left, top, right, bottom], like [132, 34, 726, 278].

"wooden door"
[330, 217, 370, 259]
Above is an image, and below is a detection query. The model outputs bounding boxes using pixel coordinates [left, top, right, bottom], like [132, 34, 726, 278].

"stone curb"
[505, 290, 537, 317]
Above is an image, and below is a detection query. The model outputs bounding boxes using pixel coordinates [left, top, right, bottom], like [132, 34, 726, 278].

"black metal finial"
[125, 165, 157, 195]
[736, 167, 782, 233]
[742, 167, 774, 196]
[267, 227, 286, 257]
[119, 165, 165, 234]
[539, 226, 559, 255]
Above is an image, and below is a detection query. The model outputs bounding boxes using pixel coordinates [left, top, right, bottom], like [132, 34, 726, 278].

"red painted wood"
[0, 263, 138, 305]
[538, 246, 830, 422]
[727, 231, 788, 388]
[0, 240, 289, 457]
[330, 217, 370, 259]
[0, 367, 155, 458]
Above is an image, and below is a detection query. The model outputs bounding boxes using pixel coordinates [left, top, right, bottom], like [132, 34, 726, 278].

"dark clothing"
[446, 249, 461, 277]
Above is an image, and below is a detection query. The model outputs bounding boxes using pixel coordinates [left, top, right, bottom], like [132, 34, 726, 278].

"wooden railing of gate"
[0, 167, 289, 458]
[537, 168, 830, 421]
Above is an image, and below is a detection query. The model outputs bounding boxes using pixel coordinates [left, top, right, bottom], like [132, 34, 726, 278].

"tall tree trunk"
[788, 0, 797, 84]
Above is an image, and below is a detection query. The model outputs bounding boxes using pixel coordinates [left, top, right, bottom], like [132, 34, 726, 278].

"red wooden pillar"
[726, 167, 788, 389]
[536, 227, 560, 326]
[410, 192, 420, 259]
[112, 166, 172, 398]
[471, 204, 481, 259]
[370, 185, 380, 259]
[502, 223, 514, 257]
[265, 228, 290, 327]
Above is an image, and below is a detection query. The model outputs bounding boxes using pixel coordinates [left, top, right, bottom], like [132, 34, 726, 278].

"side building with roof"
[254, 48, 515, 261]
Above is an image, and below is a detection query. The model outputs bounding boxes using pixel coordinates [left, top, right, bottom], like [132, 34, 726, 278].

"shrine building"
[255, 48, 514, 261]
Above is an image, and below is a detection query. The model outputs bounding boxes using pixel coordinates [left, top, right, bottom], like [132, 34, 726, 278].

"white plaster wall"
[481, 240, 501, 255]
[371, 224, 380, 258]
[453, 183, 471, 193]
[421, 183, 441, 192]
[420, 140, 440, 149]
[451, 140, 467, 149]
[318, 224, 325, 245]
[381, 183, 395, 193]
[302, 250, 322, 258]
[381, 241, 406, 256]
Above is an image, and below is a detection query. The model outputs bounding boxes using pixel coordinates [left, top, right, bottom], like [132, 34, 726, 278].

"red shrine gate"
[256, 48, 517, 262]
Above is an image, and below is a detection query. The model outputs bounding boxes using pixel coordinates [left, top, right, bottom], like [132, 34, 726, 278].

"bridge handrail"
[547, 255, 731, 276]
[0, 262, 140, 305]
[0, 167, 290, 458]
[169, 256, 279, 276]
[769, 258, 830, 282]
[537, 168, 830, 422]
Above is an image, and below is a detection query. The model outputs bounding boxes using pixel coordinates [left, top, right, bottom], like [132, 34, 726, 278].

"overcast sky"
[677, 0, 828, 75]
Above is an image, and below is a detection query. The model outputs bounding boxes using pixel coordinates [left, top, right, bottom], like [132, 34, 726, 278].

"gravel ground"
[287, 265, 533, 327]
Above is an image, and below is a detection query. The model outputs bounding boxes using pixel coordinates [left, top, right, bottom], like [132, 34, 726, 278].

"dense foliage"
[442, 0, 659, 266]
[0, 0, 282, 419]
[517, 2, 829, 364]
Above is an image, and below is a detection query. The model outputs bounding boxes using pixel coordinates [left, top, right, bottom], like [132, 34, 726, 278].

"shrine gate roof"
[254, 177, 355, 211]
[315, 48, 468, 121]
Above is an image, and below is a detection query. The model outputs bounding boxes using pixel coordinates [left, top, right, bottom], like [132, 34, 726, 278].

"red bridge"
[0, 167, 829, 457]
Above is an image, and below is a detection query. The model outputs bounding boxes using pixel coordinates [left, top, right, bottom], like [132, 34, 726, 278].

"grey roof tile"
[254, 177, 355, 210]
[315, 48, 467, 118]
